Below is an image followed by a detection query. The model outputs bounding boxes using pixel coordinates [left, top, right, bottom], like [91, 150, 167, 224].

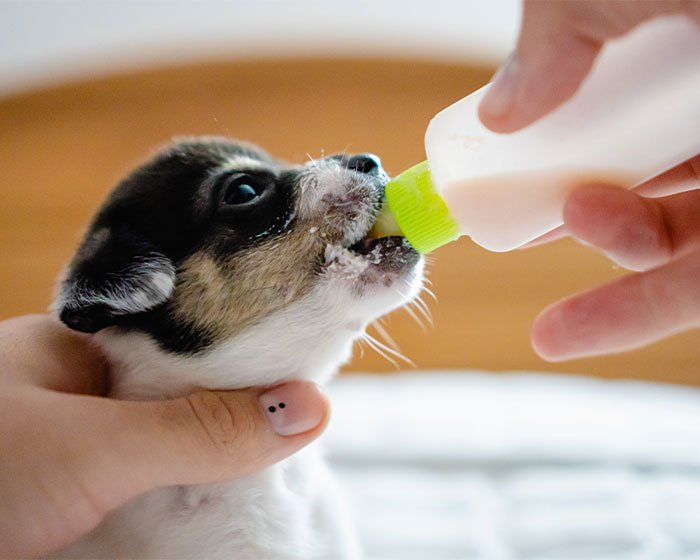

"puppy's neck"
[96, 290, 366, 400]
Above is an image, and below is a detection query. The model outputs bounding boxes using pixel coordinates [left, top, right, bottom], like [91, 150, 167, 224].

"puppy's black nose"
[346, 154, 382, 174]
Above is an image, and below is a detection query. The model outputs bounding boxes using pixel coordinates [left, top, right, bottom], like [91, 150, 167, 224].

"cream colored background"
[2, 58, 699, 385]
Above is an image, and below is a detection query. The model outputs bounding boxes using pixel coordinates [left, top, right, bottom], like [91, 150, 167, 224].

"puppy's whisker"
[345, 176, 373, 194]
[412, 304, 433, 329]
[412, 296, 433, 326]
[356, 337, 367, 358]
[396, 277, 433, 324]
[393, 287, 410, 300]
[332, 200, 362, 209]
[363, 332, 414, 368]
[370, 320, 401, 352]
[343, 184, 365, 198]
[402, 303, 428, 333]
[399, 279, 421, 298]
[362, 334, 399, 368]
[304, 153, 318, 168]
[361, 333, 409, 369]
[421, 286, 437, 302]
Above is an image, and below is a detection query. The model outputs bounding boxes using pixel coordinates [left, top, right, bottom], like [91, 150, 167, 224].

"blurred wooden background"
[2, 58, 699, 384]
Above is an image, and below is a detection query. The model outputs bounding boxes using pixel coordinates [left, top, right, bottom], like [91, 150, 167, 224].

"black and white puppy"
[52, 137, 423, 559]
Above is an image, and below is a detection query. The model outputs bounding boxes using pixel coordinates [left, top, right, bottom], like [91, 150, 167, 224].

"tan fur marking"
[173, 229, 323, 340]
[161, 149, 385, 345]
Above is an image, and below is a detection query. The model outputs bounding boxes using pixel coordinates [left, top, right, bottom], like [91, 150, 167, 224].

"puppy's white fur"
[54, 153, 424, 559]
[58, 271, 423, 559]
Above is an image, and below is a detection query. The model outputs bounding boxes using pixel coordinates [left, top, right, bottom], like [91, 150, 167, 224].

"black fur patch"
[57, 137, 295, 353]
[57, 137, 391, 355]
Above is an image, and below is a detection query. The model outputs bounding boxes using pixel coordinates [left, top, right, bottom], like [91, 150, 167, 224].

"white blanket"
[325, 372, 700, 559]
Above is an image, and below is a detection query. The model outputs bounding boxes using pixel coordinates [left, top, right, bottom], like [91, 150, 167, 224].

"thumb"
[89, 381, 329, 512]
[478, 1, 699, 132]
[479, 0, 604, 132]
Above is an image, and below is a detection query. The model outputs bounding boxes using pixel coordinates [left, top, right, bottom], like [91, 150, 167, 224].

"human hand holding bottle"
[478, 0, 700, 361]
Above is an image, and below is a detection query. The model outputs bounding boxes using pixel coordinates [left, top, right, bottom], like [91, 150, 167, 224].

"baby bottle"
[374, 15, 700, 253]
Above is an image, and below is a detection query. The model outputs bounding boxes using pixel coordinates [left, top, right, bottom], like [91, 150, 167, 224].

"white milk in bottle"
[376, 16, 700, 253]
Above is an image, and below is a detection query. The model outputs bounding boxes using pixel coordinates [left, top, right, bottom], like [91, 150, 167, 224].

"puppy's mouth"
[323, 221, 419, 275]
[316, 163, 420, 277]
[348, 235, 408, 259]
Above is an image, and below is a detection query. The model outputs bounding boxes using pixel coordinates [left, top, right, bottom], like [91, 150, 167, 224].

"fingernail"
[480, 53, 520, 119]
[260, 382, 326, 436]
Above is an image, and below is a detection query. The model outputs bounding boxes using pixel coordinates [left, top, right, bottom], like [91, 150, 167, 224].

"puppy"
[52, 137, 424, 559]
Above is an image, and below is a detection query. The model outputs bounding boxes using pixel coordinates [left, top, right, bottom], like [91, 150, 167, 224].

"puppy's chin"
[322, 236, 423, 313]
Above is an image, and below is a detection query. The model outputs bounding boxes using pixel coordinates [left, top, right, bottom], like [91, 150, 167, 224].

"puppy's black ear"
[55, 227, 175, 333]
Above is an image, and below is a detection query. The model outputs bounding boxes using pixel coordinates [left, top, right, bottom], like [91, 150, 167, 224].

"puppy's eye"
[222, 175, 266, 205]
[226, 183, 258, 204]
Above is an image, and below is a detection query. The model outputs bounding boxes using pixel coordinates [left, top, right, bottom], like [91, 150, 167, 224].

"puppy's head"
[55, 137, 423, 360]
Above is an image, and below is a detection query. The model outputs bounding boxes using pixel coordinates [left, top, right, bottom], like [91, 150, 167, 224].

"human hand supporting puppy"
[0, 314, 329, 558]
[479, 0, 700, 361]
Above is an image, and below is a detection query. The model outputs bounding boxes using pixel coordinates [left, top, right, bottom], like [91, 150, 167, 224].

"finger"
[82, 381, 329, 511]
[0, 314, 108, 395]
[633, 154, 700, 197]
[1, 381, 328, 558]
[479, 1, 603, 132]
[531, 248, 700, 361]
[563, 184, 700, 271]
[478, 0, 687, 133]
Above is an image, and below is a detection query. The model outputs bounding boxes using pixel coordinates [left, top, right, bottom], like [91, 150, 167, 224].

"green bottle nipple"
[371, 161, 460, 254]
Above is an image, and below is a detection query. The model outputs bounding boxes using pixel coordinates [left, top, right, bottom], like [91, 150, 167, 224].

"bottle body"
[424, 15, 700, 252]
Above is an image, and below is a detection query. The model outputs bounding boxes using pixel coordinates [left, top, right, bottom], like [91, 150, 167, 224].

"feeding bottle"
[373, 16, 700, 253]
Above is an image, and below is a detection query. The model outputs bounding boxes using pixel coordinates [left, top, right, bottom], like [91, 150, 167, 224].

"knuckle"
[182, 392, 258, 457]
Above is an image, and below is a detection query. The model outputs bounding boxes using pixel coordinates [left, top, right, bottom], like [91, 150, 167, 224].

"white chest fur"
[60, 452, 358, 559]
[54, 291, 365, 559]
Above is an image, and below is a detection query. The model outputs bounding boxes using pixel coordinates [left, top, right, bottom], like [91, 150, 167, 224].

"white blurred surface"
[0, 0, 519, 97]
[326, 371, 700, 559]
